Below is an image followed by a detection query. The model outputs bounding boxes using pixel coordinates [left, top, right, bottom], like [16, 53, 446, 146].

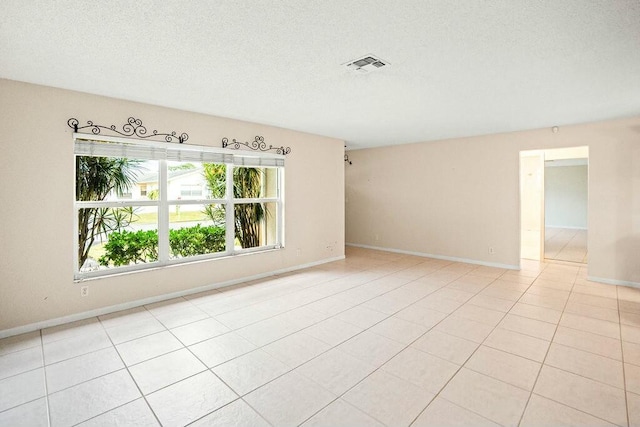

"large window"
[74, 135, 284, 279]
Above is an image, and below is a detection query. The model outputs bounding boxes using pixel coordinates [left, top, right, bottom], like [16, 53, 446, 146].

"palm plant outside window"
[74, 135, 284, 279]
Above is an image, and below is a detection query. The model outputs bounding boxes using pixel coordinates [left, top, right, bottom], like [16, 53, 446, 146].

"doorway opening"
[519, 146, 589, 264]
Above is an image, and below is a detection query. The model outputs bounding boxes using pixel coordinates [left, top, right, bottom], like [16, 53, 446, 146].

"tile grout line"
[405, 266, 544, 426]
[94, 313, 164, 427]
[160, 261, 524, 426]
[244, 260, 477, 426]
[618, 284, 632, 427]
[188, 255, 443, 427]
[517, 266, 580, 426]
[40, 329, 52, 427]
[518, 264, 626, 425]
[5, 250, 629, 426]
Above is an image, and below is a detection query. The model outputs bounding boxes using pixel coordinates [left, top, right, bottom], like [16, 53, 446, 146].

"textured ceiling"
[1, 1, 639, 149]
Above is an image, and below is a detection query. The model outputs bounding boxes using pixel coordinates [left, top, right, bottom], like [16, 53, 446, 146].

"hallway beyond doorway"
[545, 227, 587, 264]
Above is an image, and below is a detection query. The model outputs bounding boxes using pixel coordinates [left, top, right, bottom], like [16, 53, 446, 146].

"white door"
[520, 151, 545, 260]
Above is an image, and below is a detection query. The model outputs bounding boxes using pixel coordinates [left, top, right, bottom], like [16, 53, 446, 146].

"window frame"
[73, 133, 285, 280]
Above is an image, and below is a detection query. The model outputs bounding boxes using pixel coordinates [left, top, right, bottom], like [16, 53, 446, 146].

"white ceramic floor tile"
[46, 347, 123, 393]
[144, 297, 193, 316]
[245, 371, 336, 427]
[152, 305, 209, 329]
[569, 292, 618, 310]
[545, 342, 624, 388]
[48, 369, 140, 427]
[412, 397, 501, 427]
[623, 324, 640, 345]
[262, 332, 330, 368]
[0, 368, 45, 412]
[302, 398, 385, 427]
[303, 317, 363, 346]
[382, 347, 459, 394]
[520, 394, 617, 427]
[189, 399, 270, 427]
[77, 398, 158, 427]
[553, 326, 622, 361]
[560, 313, 620, 339]
[0, 346, 43, 380]
[441, 368, 530, 427]
[146, 371, 237, 427]
[42, 318, 104, 344]
[432, 288, 475, 304]
[188, 332, 256, 368]
[534, 365, 627, 426]
[43, 330, 112, 365]
[433, 316, 494, 344]
[626, 362, 640, 395]
[7, 249, 640, 427]
[518, 293, 567, 310]
[394, 304, 449, 328]
[509, 302, 562, 324]
[335, 306, 388, 329]
[343, 369, 435, 427]
[369, 316, 429, 345]
[416, 294, 464, 314]
[129, 348, 206, 394]
[337, 331, 404, 367]
[411, 330, 479, 365]
[464, 345, 541, 391]
[498, 313, 557, 341]
[116, 330, 183, 366]
[565, 301, 619, 323]
[234, 316, 304, 347]
[452, 304, 505, 327]
[625, 341, 640, 366]
[305, 295, 356, 316]
[484, 328, 550, 362]
[105, 318, 166, 345]
[0, 397, 49, 427]
[627, 391, 640, 427]
[99, 307, 156, 329]
[0, 331, 41, 357]
[467, 294, 515, 313]
[212, 349, 290, 395]
[296, 348, 376, 395]
[170, 317, 230, 346]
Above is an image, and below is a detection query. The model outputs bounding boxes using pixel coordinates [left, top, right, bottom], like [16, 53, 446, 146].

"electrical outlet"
[375, 234, 379, 241]
[80, 286, 89, 297]
[296, 248, 301, 256]
[488, 247, 495, 255]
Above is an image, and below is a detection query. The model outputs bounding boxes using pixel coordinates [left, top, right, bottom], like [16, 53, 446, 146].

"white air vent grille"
[344, 54, 389, 74]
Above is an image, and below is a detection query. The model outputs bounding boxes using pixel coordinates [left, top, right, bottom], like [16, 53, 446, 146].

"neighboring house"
[106, 165, 210, 203]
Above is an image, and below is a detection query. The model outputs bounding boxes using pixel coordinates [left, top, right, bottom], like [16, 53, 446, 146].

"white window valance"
[74, 133, 285, 167]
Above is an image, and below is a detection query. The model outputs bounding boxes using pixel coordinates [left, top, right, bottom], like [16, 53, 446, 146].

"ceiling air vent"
[344, 54, 389, 74]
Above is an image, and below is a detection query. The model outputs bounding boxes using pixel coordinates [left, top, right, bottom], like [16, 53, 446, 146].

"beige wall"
[545, 165, 588, 229]
[345, 116, 640, 285]
[0, 79, 345, 332]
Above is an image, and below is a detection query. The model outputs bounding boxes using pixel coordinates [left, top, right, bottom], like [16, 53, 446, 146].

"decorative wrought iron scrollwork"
[67, 117, 189, 144]
[222, 136, 291, 155]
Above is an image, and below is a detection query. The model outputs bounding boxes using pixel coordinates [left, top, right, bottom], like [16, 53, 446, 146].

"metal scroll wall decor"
[344, 145, 352, 164]
[222, 136, 291, 155]
[67, 117, 189, 144]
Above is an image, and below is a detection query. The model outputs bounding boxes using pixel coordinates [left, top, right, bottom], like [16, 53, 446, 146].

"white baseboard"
[0, 255, 345, 339]
[346, 243, 520, 270]
[588, 276, 640, 289]
[545, 225, 588, 230]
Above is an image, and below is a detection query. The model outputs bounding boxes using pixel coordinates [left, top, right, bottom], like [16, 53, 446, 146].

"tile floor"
[545, 227, 588, 263]
[1, 246, 640, 426]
